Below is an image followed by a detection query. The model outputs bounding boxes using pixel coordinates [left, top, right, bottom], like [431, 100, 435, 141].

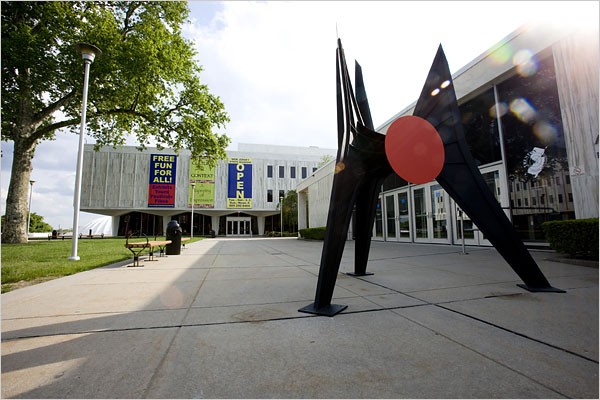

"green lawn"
[1, 236, 202, 293]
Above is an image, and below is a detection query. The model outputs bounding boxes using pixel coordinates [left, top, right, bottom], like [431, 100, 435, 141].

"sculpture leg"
[298, 162, 359, 316]
[349, 177, 386, 276]
[436, 164, 564, 292]
[300, 125, 393, 316]
[412, 45, 563, 293]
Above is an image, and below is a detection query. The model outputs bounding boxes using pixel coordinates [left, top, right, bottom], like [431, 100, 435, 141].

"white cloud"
[2, 0, 596, 230]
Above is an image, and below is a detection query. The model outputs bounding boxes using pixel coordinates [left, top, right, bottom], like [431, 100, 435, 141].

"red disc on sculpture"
[384, 115, 445, 184]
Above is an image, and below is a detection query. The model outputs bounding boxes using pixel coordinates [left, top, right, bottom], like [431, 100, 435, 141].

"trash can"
[210, 230, 216, 238]
[166, 220, 182, 255]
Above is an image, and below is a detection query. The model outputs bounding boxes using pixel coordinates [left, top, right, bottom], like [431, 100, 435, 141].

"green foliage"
[1, 236, 202, 292]
[264, 231, 297, 238]
[318, 154, 334, 168]
[299, 227, 326, 240]
[1, 1, 230, 243]
[281, 190, 298, 232]
[28, 212, 53, 232]
[2, 212, 52, 232]
[541, 218, 599, 259]
[1, 1, 230, 159]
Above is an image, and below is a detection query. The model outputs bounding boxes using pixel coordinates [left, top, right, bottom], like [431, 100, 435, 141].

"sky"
[1, 1, 597, 231]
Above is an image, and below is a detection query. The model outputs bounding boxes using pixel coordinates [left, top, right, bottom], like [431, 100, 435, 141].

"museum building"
[297, 22, 599, 247]
[79, 143, 335, 237]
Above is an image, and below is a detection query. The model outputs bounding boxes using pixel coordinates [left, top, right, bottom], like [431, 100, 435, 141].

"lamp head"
[76, 43, 102, 63]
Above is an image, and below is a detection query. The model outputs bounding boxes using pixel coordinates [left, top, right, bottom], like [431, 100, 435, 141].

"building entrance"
[383, 190, 411, 242]
[376, 164, 508, 246]
[226, 217, 252, 236]
[411, 183, 451, 244]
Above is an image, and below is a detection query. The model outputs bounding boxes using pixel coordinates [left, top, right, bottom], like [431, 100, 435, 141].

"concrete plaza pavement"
[1, 237, 598, 398]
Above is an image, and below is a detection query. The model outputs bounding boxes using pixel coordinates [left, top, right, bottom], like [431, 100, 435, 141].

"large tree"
[1, 1, 230, 243]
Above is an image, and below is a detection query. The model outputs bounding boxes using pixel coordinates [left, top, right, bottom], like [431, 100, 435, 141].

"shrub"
[542, 218, 599, 259]
[264, 231, 297, 237]
[299, 227, 327, 240]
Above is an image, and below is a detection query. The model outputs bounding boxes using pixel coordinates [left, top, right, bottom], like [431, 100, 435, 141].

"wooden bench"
[48, 233, 72, 240]
[79, 233, 105, 239]
[125, 235, 171, 267]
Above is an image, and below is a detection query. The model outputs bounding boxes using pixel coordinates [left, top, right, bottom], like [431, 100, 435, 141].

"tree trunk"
[2, 138, 36, 244]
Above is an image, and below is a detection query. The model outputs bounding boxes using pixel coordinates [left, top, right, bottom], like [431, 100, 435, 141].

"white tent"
[80, 216, 112, 236]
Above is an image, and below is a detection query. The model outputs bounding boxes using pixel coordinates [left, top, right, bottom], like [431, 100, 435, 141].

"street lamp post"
[190, 182, 196, 238]
[27, 180, 35, 240]
[69, 43, 101, 261]
[280, 196, 284, 237]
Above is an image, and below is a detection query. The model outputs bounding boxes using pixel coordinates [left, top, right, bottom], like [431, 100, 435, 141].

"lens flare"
[513, 49, 538, 77]
[334, 162, 345, 174]
[509, 98, 537, 123]
[533, 120, 558, 145]
[489, 102, 508, 119]
[488, 42, 514, 65]
[160, 285, 184, 309]
[431, 88, 440, 96]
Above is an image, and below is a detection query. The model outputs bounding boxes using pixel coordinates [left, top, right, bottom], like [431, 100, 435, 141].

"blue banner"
[227, 159, 252, 208]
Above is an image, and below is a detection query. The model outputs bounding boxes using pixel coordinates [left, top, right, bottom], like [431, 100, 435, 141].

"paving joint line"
[351, 275, 599, 365]
[384, 307, 570, 399]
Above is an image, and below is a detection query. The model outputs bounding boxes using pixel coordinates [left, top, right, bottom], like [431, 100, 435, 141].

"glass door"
[430, 184, 450, 243]
[413, 188, 428, 241]
[226, 217, 252, 236]
[384, 194, 398, 241]
[373, 196, 384, 240]
[397, 191, 411, 241]
[452, 166, 506, 246]
[412, 184, 452, 244]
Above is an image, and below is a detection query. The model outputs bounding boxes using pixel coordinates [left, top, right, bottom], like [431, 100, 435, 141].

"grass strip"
[1, 237, 202, 293]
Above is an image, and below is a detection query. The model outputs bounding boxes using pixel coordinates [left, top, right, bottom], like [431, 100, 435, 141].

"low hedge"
[542, 218, 598, 259]
[299, 227, 327, 240]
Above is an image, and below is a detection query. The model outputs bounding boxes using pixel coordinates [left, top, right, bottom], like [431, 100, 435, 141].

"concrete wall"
[552, 30, 600, 218]
[296, 160, 335, 230]
[80, 144, 337, 227]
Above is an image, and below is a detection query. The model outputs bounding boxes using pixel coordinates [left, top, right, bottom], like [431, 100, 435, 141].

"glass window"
[301, 167, 307, 179]
[279, 190, 285, 200]
[382, 174, 408, 192]
[459, 88, 502, 166]
[267, 165, 273, 178]
[498, 54, 568, 184]
[290, 166, 296, 179]
[385, 195, 396, 238]
[374, 197, 383, 238]
[312, 167, 317, 173]
[279, 166, 285, 178]
[498, 52, 570, 241]
[267, 190, 273, 202]
[431, 185, 448, 239]
[413, 188, 427, 238]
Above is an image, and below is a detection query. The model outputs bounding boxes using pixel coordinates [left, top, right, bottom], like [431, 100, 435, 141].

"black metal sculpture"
[299, 40, 563, 317]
